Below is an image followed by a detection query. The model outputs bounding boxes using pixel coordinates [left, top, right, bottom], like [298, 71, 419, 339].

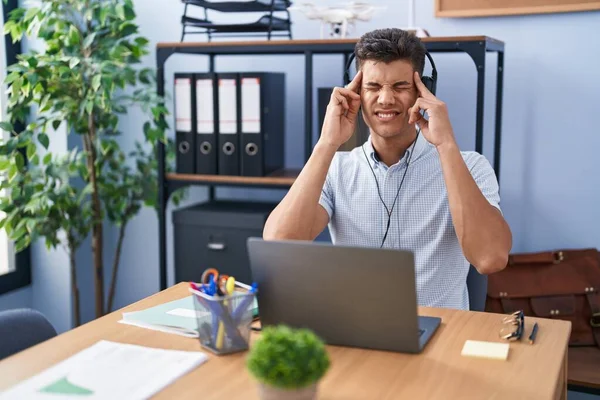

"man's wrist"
[315, 138, 341, 154]
[435, 138, 459, 156]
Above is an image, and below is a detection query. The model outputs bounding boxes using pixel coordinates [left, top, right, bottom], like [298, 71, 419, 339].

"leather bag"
[485, 248, 600, 348]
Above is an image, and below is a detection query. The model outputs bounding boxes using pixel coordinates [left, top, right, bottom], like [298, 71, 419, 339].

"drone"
[289, 2, 386, 39]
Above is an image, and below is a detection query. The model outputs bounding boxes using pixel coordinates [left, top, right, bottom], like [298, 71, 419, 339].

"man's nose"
[377, 87, 395, 106]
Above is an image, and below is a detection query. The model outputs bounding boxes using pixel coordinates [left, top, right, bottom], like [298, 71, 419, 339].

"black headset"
[343, 49, 438, 247]
[343, 50, 438, 95]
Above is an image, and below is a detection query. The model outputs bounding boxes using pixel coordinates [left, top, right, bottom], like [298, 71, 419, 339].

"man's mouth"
[375, 111, 400, 121]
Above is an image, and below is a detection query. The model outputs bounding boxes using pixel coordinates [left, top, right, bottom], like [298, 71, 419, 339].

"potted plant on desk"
[246, 325, 330, 400]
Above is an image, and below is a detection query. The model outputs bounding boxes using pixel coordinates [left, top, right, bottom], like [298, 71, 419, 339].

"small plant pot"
[257, 382, 318, 400]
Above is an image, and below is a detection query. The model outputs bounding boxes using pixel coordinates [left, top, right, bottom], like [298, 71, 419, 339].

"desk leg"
[562, 349, 568, 400]
[557, 347, 568, 400]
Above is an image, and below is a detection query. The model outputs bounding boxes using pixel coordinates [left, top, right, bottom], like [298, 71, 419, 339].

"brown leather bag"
[485, 248, 600, 348]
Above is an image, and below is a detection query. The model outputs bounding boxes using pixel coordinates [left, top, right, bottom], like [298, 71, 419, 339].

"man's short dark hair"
[354, 28, 426, 75]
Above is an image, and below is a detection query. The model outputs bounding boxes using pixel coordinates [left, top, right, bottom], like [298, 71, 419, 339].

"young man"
[263, 28, 512, 309]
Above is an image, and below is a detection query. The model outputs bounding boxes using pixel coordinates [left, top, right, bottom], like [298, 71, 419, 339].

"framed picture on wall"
[435, 0, 600, 18]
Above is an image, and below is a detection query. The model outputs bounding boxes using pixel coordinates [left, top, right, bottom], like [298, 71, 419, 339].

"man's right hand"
[319, 70, 362, 149]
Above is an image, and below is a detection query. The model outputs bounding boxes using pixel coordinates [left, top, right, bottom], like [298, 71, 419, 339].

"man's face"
[359, 59, 418, 139]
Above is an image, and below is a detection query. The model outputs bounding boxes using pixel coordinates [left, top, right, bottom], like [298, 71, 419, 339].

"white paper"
[241, 77, 261, 133]
[0, 340, 208, 400]
[117, 319, 199, 338]
[174, 78, 192, 132]
[218, 78, 237, 134]
[196, 78, 214, 134]
[166, 308, 207, 319]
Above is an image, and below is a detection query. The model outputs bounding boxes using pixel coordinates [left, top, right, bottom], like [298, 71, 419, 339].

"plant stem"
[68, 235, 81, 328]
[106, 216, 129, 313]
[84, 113, 104, 319]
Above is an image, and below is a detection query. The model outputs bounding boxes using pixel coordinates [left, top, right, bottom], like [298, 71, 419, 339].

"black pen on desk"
[529, 322, 539, 344]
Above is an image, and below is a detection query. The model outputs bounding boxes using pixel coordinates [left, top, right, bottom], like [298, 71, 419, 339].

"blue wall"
[1, 0, 599, 329]
[111, 0, 600, 312]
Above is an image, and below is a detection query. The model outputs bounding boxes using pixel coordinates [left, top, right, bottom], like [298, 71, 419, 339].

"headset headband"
[343, 50, 438, 92]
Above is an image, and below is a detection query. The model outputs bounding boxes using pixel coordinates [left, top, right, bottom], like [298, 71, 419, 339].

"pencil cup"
[191, 289, 256, 355]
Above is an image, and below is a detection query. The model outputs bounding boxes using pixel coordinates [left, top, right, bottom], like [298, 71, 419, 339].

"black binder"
[194, 73, 218, 174]
[174, 73, 195, 174]
[217, 73, 240, 176]
[239, 72, 285, 177]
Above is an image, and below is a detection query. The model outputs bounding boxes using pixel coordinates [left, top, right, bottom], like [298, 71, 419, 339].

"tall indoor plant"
[0, 0, 181, 325]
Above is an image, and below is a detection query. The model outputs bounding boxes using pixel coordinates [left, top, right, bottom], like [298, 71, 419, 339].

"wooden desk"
[0, 283, 571, 399]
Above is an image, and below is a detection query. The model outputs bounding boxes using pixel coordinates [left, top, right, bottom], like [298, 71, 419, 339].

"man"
[263, 28, 512, 309]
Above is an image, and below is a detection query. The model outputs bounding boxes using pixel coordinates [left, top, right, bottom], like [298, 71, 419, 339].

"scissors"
[200, 268, 233, 297]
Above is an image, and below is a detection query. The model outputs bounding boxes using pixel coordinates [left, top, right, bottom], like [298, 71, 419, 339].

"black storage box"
[173, 200, 278, 285]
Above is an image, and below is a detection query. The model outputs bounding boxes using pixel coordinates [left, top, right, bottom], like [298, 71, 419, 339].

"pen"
[529, 322, 538, 344]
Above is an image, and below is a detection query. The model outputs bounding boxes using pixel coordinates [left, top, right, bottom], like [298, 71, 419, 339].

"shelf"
[181, 14, 291, 34]
[158, 36, 504, 53]
[182, 0, 292, 13]
[156, 34, 506, 291]
[167, 168, 299, 188]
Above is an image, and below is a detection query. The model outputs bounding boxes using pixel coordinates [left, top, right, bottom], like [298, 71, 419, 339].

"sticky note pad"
[461, 340, 509, 360]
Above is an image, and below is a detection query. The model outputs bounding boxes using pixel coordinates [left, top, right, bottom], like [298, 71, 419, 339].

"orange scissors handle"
[201, 268, 219, 285]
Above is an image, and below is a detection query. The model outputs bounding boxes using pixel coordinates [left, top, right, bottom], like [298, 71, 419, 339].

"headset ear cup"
[421, 76, 436, 95]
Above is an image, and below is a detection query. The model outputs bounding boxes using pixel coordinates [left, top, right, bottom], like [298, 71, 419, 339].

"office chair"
[467, 265, 488, 311]
[0, 308, 57, 360]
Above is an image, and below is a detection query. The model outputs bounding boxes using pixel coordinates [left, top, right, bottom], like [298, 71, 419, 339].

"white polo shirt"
[319, 134, 501, 309]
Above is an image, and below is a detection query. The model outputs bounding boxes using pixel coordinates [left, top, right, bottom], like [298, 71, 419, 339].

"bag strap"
[585, 291, 600, 349]
[508, 251, 564, 266]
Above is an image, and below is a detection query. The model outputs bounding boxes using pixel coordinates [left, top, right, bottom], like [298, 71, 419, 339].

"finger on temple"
[347, 70, 362, 92]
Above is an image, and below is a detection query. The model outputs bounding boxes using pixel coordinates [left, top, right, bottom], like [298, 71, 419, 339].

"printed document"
[0, 340, 208, 399]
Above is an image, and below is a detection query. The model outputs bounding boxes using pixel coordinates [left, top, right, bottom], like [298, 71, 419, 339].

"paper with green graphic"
[39, 377, 94, 396]
[0, 340, 208, 399]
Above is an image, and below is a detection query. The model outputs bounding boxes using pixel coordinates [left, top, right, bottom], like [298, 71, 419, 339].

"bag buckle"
[553, 251, 564, 264]
[591, 312, 600, 328]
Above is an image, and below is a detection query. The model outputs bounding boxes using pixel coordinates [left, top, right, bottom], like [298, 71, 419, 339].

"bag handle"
[508, 251, 564, 266]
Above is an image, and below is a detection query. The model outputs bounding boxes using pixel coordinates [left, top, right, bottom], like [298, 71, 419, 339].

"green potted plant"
[246, 325, 331, 400]
[0, 0, 183, 325]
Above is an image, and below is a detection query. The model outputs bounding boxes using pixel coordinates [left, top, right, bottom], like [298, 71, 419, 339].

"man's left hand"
[408, 71, 456, 149]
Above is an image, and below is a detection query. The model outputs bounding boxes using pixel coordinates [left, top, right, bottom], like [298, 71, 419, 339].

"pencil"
[529, 322, 539, 344]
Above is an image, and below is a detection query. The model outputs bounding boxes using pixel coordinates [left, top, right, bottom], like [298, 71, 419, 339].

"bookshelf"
[155, 37, 506, 290]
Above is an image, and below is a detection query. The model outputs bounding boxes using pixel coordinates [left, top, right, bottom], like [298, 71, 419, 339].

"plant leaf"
[83, 32, 96, 49]
[92, 75, 101, 91]
[15, 152, 24, 170]
[0, 121, 14, 132]
[38, 133, 50, 149]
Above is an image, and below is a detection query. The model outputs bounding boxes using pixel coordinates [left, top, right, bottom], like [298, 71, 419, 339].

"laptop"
[246, 238, 441, 353]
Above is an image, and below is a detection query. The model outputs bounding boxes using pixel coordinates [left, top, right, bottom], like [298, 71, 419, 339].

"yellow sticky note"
[461, 340, 509, 360]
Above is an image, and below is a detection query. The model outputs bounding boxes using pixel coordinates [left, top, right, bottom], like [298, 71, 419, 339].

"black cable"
[362, 127, 420, 248]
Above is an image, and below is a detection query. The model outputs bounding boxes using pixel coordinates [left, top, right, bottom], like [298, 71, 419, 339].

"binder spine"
[240, 73, 285, 177]
[217, 74, 240, 176]
[174, 73, 195, 174]
[263, 73, 285, 175]
[240, 75, 263, 177]
[195, 73, 217, 175]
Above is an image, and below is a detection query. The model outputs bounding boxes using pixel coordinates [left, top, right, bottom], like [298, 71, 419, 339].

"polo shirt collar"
[363, 132, 429, 169]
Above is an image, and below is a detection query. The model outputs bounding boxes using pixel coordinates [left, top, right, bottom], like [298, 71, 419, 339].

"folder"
[239, 73, 285, 177]
[194, 73, 218, 175]
[174, 73, 195, 174]
[217, 73, 240, 176]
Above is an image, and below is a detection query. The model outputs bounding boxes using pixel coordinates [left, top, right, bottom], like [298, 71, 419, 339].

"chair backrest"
[467, 265, 488, 311]
[0, 308, 57, 360]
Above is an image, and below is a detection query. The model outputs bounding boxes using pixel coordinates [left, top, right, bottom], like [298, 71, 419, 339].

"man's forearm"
[437, 142, 512, 274]
[263, 140, 337, 240]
